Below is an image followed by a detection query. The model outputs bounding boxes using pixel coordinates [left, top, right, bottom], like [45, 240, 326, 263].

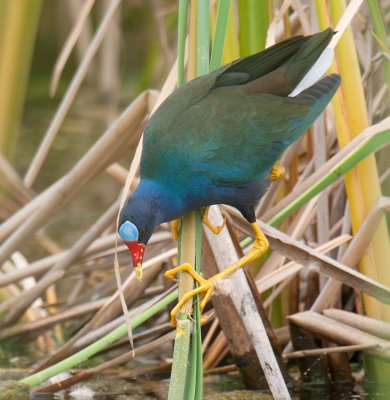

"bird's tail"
[282, 28, 334, 89]
[290, 73, 341, 142]
[297, 73, 341, 107]
[234, 29, 335, 97]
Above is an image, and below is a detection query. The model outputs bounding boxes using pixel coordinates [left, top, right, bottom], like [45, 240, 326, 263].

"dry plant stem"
[203, 330, 227, 370]
[283, 343, 380, 359]
[105, 163, 130, 185]
[311, 196, 390, 312]
[212, 346, 230, 368]
[98, 0, 121, 103]
[289, 321, 330, 383]
[245, 268, 287, 370]
[336, 203, 351, 260]
[0, 298, 107, 340]
[0, 233, 118, 287]
[261, 220, 390, 303]
[0, 225, 171, 289]
[112, 56, 179, 355]
[201, 235, 263, 387]
[35, 330, 176, 394]
[0, 199, 120, 325]
[313, 116, 330, 248]
[204, 364, 237, 375]
[0, 153, 34, 202]
[201, 317, 219, 354]
[65, 0, 95, 72]
[257, 234, 352, 294]
[68, 245, 175, 304]
[73, 292, 173, 349]
[323, 309, 390, 340]
[78, 263, 162, 333]
[101, 361, 171, 380]
[288, 311, 390, 361]
[35, 263, 163, 371]
[258, 139, 303, 216]
[258, 197, 319, 279]
[50, 0, 96, 96]
[205, 206, 291, 399]
[330, 0, 390, 321]
[227, 209, 390, 304]
[101, 322, 172, 354]
[0, 90, 156, 265]
[24, 0, 122, 186]
[261, 119, 390, 223]
[265, 0, 292, 48]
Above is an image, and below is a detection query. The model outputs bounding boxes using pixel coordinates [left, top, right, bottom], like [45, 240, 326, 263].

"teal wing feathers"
[142, 74, 340, 187]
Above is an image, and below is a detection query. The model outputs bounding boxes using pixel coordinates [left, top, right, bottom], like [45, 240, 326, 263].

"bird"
[118, 28, 341, 326]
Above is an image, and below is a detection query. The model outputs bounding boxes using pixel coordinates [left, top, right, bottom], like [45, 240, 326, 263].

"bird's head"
[118, 196, 157, 271]
[118, 220, 146, 269]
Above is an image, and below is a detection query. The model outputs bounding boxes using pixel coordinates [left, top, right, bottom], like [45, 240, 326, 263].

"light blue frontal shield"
[118, 221, 139, 241]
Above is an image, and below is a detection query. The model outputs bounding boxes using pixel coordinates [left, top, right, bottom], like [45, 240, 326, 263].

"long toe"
[170, 282, 212, 326]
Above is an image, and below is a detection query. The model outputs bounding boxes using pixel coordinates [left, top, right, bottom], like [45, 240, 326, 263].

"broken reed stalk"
[204, 207, 291, 399]
[201, 228, 265, 386]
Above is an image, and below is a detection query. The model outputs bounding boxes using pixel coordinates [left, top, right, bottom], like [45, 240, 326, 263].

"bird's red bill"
[124, 240, 145, 268]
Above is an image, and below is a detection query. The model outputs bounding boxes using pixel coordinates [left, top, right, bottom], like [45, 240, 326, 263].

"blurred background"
[1, 0, 180, 253]
[0, 1, 389, 398]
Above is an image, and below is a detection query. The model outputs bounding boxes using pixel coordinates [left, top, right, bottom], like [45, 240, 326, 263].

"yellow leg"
[164, 222, 269, 326]
[202, 206, 226, 235]
[171, 218, 181, 241]
[269, 162, 285, 182]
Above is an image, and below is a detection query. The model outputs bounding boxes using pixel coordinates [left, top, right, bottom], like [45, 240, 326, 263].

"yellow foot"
[202, 206, 226, 235]
[164, 222, 269, 327]
[269, 163, 285, 182]
[171, 218, 181, 241]
[164, 263, 213, 326]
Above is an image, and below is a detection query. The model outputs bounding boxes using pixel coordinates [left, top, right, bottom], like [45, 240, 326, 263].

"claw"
[202, 206, 226, 234]
[164, 222, 269, 326]
[269, 162, 285, 182]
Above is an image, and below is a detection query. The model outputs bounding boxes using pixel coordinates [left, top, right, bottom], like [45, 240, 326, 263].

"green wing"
[142, 74, 340, 186]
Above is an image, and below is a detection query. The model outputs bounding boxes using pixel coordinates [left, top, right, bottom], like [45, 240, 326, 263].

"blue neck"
[130, 179, 188, 225]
